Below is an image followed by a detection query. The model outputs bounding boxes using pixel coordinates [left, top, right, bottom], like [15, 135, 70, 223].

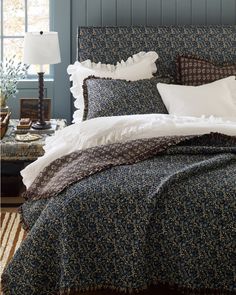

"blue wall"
[14, 0, 236, 123]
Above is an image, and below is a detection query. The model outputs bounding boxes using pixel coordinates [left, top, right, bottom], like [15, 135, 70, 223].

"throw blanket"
[2, 133, 236, 295]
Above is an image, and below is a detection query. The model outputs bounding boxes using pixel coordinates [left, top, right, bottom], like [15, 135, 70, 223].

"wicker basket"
[0, 112, 11, 139]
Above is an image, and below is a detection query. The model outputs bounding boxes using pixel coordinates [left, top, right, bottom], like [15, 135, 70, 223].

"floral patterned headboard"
[77, 25, 236, 78]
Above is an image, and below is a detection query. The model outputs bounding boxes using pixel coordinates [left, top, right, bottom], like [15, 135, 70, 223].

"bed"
[2, 26, 236, 295]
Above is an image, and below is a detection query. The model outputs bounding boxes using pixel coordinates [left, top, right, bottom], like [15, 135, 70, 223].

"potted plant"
[0, 55, 29, 112]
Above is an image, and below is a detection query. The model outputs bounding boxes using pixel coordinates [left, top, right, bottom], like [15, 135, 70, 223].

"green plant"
[0, 55, 29, 106]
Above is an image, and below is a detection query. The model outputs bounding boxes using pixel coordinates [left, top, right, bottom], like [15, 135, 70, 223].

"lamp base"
[32, 121, 51, 130]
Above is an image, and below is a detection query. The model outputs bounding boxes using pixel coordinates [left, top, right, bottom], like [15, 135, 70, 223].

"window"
[0, 0, 51, 75]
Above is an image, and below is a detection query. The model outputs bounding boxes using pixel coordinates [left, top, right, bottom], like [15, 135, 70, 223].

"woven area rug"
[0, 212, 26, 279]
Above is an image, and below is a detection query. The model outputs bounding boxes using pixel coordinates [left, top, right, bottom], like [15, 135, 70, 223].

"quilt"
[2, 132, 236, 295]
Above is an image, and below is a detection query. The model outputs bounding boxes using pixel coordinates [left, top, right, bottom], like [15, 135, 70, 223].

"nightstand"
[1, 119, 67, 206]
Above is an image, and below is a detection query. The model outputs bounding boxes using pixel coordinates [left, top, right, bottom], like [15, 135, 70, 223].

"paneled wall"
[14, 0, 236, 122]
[71, 0, 236, 62]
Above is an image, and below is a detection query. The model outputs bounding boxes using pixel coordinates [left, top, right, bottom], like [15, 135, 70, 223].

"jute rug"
[0, 212, 26, 279]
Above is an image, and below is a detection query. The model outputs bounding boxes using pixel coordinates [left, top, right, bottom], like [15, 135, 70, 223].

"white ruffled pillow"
[67, 51, 159, 123]
[157, 76, 236, 118]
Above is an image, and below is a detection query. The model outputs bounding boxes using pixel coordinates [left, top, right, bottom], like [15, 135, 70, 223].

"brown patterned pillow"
[176, 55, 236, 86]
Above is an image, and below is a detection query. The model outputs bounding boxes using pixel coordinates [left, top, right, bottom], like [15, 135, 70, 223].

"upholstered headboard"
[77, 25, 236, 78]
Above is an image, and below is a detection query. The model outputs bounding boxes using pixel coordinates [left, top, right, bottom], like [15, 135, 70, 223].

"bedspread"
[2, 133, 236, 295]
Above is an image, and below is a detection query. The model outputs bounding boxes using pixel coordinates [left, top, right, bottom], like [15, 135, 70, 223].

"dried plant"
[0, 55, 29, 105]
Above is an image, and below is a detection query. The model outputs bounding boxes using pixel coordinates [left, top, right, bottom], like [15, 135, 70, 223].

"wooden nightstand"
[1, 119, 67, 206]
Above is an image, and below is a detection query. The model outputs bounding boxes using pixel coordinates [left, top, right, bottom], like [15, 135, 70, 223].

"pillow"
[176, 55, 236, 86]
[67, 51, 159, 123]
[157, 76, 236, 118]
[82, 76, 172, 120]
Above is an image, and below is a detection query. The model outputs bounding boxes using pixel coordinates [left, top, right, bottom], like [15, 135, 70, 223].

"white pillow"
[67, 51, 159, 123]
[157, 76, 236, 118]
[227, 76, 236, 102]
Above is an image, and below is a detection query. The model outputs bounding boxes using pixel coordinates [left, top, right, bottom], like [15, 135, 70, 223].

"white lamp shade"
[23, 32, 61, 65]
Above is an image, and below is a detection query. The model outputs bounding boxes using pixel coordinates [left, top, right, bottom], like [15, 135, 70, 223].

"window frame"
[0, 0, 53, 78]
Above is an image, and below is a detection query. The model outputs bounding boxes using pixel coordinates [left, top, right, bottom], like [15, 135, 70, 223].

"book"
[20, 118, 31, 125]
[17, 119, 32, 129]
[14, 121, 58, 134]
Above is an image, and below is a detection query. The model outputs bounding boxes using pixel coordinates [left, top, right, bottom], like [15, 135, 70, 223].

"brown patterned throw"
[24, 135, 200, 201]
[176, 55, 236, 86]
[23, 133, 234, 202]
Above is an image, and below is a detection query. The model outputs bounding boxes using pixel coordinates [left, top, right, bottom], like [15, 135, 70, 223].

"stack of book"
[15, 119, 57, 134]
[17, 118, 32, 130]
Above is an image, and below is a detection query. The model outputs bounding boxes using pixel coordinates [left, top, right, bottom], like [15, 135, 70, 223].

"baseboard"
[1, 196, 24, 206]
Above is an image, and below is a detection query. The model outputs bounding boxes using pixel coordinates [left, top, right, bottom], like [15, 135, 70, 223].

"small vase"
[0, 112, 11, 139]
[0, 95, 9, 113]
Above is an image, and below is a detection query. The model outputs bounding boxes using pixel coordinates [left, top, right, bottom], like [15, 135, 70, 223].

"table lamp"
[23, 32, 61, 129]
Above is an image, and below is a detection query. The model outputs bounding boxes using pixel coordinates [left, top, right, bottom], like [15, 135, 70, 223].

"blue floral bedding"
[2, 133, 236, 295]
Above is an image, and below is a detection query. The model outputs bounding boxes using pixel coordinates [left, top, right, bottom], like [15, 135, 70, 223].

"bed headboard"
[77, 25, 236, 78]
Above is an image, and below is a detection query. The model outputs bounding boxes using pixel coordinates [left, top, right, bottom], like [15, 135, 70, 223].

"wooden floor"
[1, 207, 18, 213]
[1, 195, 23, 211]
[1, 196, 24, 206]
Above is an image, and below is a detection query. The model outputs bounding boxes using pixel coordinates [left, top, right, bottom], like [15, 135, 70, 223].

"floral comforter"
[2, 133, 236, 295]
